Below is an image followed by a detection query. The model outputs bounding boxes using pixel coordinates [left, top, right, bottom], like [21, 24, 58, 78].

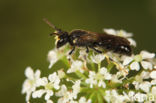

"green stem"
[90, 62, 96, 71]
[75, 70, 87, 79]
[60, 57, 70, 68]
[98, 62, 101, 72]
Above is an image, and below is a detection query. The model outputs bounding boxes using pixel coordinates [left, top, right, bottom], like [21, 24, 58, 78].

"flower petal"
[32, 89, 46, 98]
[45, 90, 53, 100]
[123, 57, 133, 65]
[35, 69, 41, 79]
[25, 67, 34, 80]
[104, 28, 116, 35]
[91, 54, 105, 64]
[151, 86, 156, 95]
[139, 82, 151, 93]
[150, 71, 156, 79]
[140, 51, 155, 59]
[128, 38, 136, 47]
[141, 61, 152, 70]
[36, 77, 48, 87]
[48, 50, 58, 69]
[47, 100, 53, 103]
[130, 62, 140, 71]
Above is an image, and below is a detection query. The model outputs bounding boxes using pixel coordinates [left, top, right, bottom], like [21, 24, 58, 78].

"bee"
[43, 19, 132, 56]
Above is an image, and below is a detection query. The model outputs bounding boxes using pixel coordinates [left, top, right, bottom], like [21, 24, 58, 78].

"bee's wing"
[79, 31, 101, 42]
[98, 33, 130, 46]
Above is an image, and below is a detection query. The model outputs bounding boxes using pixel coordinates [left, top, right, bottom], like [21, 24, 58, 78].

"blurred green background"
[0, 0, 156, 102]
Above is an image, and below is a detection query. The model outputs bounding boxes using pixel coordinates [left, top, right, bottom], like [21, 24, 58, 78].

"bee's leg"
[90, 47, 102, 53]
[86, 46, 89, 53]
[69, 46, 75, 55]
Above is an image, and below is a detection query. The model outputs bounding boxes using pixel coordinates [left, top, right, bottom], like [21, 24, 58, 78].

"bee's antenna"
[43, 18, 61, 35]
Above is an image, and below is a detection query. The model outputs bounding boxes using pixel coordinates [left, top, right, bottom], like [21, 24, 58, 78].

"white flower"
[123, 51, 155, 71]
[99, 67, 112, 80]
[111, 72, 124, 83]
[128, 91, 135, 98]
[48, 46, 69, 69]
[122, 56, 133, 65]
[104, 29, 132, 37]
[79, 97, 91, 103]
[48, 49, 58, 68]
[32, 72, 60, 101]
[56, 85, 75, 103]
[85, 71, 97, 88]
[57, 69, 65, 79]
[140, 51, 155, 59]
[79, 50, 88, 61]
[150, 71, 156, 85]
[22, 67, 41, 102]
[90, 53, 105, 64]
[32, 89, 45, 98]
[67, 60, 84, 73]
[130, 61, 140, 71]
[72, 80, 81, 99]
[134, 93, 147, 102]
[139, 82, 151, 93]
[98, 80, 106, 88]
[151, 86, 156, 96]
[150, 71, 156, 79]
[127, 38, 136, 47]
[104, 90, 130, 103]
[141, 61, 152, 70]
[86, 68, 111, 88]
[133, 71, 151, 92]
[55, 85, 67, 97]
[47, 100, 53, 103]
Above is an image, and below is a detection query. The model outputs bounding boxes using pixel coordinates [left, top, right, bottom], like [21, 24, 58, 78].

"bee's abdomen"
[97, 35, 132, 55]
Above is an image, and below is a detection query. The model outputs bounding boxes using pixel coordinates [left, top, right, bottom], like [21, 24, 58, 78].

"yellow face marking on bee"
[54, 30, 58, 34]
[73, 39, 76, 44]
[55, 36, 60, 45]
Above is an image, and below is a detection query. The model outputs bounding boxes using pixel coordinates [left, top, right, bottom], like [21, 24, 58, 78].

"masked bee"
[44, 19, 132, 56]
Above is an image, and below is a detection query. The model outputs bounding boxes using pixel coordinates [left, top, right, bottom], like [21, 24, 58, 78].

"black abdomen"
[97, 34, 132, 55]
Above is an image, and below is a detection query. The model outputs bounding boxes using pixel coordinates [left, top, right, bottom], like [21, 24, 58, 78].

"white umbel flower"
[123, 50, 155, 71]
[48, 49, 58, 68]
[67, 60, 84, 73]
[151, 86, 156, 96]
[90, 53, 105, 64]
[134, 93, 147, 102]
[130, 61, 140, 71]
[47, 100, 53, 103]
[139, 82, 151, 93]
[32, 72, 60, 101]
[56, 85, 75, 103]
[99, 67, 112, 80]
[85, 71, 97, 88]
[72, 80, 81, 99]
[104, 90, 130, 103]
[150, 71, 156, 79]
[48, 46, 69, 69]
[57, 69, 65, 79]
[140, 51, 155, 59]
[22, 67, 41, 102]
[86, 67, 111, 88]
[79, 97, 91, 103]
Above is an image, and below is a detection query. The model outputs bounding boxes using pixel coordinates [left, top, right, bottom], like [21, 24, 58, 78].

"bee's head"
[55, 31, 69, 48]
[43, 18, 69, 48]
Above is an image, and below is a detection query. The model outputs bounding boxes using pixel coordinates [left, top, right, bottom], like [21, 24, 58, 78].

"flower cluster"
[22, 29, 156, 103]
